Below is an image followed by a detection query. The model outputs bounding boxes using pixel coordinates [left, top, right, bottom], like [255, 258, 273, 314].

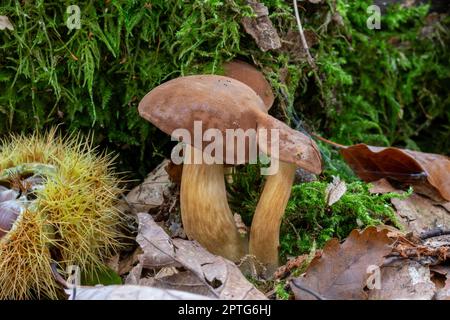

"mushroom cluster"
[138, 62, 322, 275]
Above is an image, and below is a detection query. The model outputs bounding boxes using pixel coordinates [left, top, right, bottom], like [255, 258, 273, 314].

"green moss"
[279, 180, 407, 259]
[274, 281, 290, 300]
[227, 164, 264, 226]
[0, 0, 255, 178]
[227, 163, 408, 260]
[1, 1, 448, 180]
[300, 1, 450, 153]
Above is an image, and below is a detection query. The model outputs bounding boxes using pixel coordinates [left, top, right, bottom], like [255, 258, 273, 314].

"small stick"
[420, 228, 450, 240]
[293, 0, 316, 68]
[311, 132, 347, 149]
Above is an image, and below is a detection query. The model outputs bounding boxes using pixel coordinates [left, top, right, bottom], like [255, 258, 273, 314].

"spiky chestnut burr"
[0, 129, 125, 299]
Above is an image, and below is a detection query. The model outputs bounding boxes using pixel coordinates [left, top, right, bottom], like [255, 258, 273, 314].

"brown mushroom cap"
[138, 75, 322, 174]
[139, 75, 265, 138]
[223, 60, 275, 110]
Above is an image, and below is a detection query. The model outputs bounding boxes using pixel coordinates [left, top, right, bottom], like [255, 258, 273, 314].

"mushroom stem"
[249, 161, 297, 275]
[180, 145, 246, 262]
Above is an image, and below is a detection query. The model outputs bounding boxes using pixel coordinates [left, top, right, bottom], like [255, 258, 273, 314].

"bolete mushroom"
[138, 75, 321, 263]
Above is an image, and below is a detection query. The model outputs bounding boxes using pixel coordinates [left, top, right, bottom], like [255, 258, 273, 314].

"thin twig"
[293, 0, 316, 68]
[420, 228, 450, 240]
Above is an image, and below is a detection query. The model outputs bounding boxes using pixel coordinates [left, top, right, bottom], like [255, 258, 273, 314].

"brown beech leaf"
[368, 259, 436, 300]
[369, 179, 450, 236]
[68, 285, 212, 300]
[340, 144, 450, 202]
[433, 265, 450, 300]
[369, 178, 401, 194]
[281, 29, 319, 63]
[292, 226, 393, 300]
[128, 213, 266, 300]
[391, 193, 450, 236]
[442, 202, 450, 212]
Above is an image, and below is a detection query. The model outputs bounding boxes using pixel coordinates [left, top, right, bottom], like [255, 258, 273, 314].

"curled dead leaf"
[292, 226, 393, 300]
[129, 213, 266, 300]
[340, 144, 450, 202]
[368, 259, 436, 300]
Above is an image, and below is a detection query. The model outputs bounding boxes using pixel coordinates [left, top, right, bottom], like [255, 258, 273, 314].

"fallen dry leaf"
[125, 159, 173, 212]
[241, 0, 281, 52]
[325, 176, 347, 206]
[105, 254, 120, 274]
[441, 202, 450, 212]
[127, 213, 266, 300]
[430, 264, 450, 278]
[433, 265, 450, 300]
[140, 271, 213, 298]
[0, 16, 14, 31]
[68, 285, 212, 300]
[431, 264, 450, 296]
[369, 178, 401, 194]
[155, 266, 179, 279]
[424, 231, 450, 244]
[368, 259, 436, 300]
[391, 193, 450, 236]
[369, 179, 450, 236]
[292, 227, 393, 300]
[339, 144, 450, 202]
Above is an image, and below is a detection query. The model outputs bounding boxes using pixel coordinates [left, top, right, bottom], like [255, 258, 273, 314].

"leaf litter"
[82, 153, 450, 300]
